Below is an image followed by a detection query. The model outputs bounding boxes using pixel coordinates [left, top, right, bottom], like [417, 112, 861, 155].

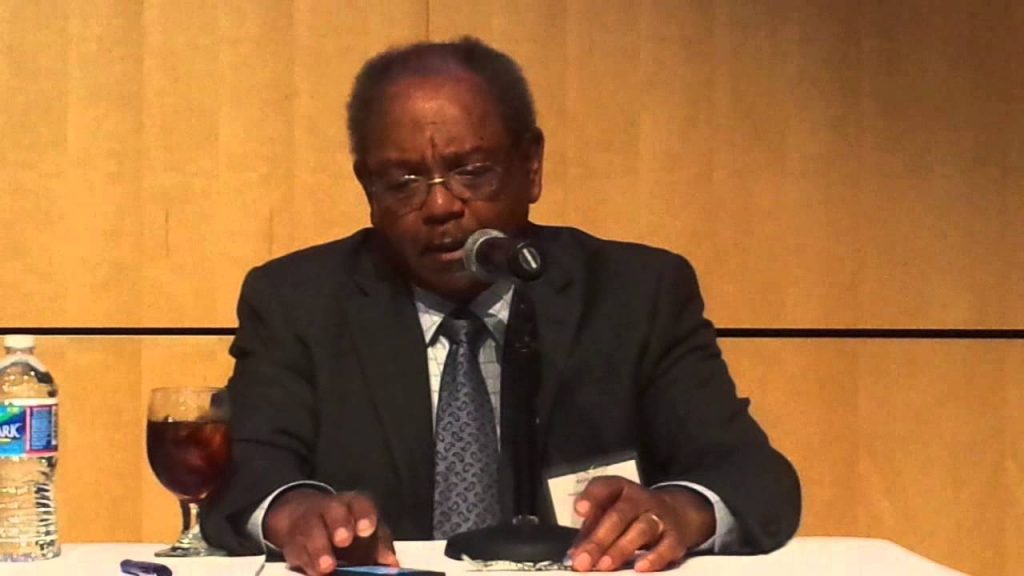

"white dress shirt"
[248, 282, 737, 552]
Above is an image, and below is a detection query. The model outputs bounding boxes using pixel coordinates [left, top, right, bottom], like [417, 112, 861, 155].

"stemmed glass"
[146, 386, 231, 557]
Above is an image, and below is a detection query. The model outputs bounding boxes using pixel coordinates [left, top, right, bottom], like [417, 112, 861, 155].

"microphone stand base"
[444, 522, 578, 564]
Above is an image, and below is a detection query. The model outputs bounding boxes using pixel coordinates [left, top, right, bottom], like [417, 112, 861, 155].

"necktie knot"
[439, 308, 488, 352]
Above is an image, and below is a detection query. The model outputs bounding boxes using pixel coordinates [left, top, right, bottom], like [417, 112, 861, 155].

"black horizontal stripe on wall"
[717, 328, 1024, 340]
[1, 327, 1022, 339]
[0, 327, 236, 336]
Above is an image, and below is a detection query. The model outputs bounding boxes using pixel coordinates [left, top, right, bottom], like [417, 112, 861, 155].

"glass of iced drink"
[146, 387, 230, 557]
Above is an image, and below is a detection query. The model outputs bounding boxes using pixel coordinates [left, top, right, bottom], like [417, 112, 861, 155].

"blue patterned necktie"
[432, 308, 501, 539]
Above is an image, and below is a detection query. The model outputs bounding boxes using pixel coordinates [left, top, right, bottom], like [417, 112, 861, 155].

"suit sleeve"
[201, 265, 321, 555]
[637, 256, 801, 554]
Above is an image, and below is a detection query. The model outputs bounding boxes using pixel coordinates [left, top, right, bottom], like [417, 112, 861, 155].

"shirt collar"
[414, 281, 514, 347]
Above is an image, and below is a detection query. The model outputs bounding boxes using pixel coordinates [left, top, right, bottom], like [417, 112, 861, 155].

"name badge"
[544, 453, 640, 527]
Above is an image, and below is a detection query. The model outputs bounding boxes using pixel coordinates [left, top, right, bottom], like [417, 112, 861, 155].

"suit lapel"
[522, 228, 584, 427]
[345, 240, 434, 522]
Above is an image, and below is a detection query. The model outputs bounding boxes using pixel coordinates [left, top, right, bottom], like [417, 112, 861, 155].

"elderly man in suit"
[202, 37, 801, 576]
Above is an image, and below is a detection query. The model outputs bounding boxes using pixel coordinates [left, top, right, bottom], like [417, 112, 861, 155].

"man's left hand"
[569, 476, 715, 572]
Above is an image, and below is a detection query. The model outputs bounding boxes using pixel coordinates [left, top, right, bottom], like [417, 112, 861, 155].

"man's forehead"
[379, 72, 497, 115]
[364, 72, 509, 161]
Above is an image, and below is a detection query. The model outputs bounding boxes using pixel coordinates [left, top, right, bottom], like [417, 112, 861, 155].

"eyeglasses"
[369, 162, 504, 216]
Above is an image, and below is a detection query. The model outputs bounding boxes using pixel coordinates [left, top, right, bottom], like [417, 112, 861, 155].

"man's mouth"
[426, 237, 466, 254]
[423, 237, 469, 266]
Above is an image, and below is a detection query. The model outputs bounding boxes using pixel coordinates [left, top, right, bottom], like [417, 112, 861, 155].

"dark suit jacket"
[202, 225, 801, 555]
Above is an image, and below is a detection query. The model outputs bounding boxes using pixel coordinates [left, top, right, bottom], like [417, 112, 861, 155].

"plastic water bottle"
[0, 334, 59, 561]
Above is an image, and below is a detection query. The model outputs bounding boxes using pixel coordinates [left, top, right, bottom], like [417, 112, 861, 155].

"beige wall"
[2, 2, 1022, 575]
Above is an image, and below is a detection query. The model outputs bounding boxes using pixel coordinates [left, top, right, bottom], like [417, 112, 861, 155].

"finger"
[375, 524, 400, 567]
[567, 510, 602, 557]
[321, 497, 356, 547]
[285, 541, 325, 576]
[574, 476, 628, 520]
[344, 492, 380, 538]
[572, 498, 641, 571]
[282, 542, 308, 573]
[312, 547, 339, 574]
[292, 506, 339, 569]
[634, 532, 686, 573]
[570, 476, 630, 559]
[592, 513, 664, 571]
[377, 546, 400, 568]
[302, 514, 340, 574]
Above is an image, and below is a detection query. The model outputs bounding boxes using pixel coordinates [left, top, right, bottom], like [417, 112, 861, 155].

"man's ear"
[525, 128, 545, 204]
[354, 160, 380, 225]
[354, 160, 372, 199]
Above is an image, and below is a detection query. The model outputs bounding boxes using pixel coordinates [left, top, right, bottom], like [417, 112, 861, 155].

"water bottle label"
[0, 401, 58, 458]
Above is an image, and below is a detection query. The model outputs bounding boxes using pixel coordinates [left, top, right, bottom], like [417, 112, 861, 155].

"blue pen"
[120, 559, 173, 576]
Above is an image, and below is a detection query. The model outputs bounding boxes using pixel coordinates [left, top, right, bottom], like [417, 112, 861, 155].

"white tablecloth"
[0, 537, 967, 576]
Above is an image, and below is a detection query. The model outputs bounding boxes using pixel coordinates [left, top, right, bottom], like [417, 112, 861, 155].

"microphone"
[463, 229, 544, 282]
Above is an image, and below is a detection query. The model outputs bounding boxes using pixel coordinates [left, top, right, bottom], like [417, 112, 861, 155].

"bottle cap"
[4, 334, 36, 350]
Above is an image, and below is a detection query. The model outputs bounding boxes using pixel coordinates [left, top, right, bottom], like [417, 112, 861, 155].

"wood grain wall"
[2, 2, 1021, 575]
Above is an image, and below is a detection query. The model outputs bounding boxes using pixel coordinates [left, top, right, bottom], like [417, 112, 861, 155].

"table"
[0, 537, 967, 575]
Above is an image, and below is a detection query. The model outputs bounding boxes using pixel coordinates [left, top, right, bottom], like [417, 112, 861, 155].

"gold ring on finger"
[645, 512, 665, 536]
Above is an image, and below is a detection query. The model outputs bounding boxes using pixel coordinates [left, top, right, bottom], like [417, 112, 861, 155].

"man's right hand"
[264, 488, 399, 575]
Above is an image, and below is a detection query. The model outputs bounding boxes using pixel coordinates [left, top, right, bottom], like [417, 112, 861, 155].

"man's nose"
[421, 177, 465, 220]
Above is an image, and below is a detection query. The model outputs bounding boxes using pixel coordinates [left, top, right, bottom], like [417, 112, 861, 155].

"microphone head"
[463, 228, 544, 282]
[463, 229, 507, 280]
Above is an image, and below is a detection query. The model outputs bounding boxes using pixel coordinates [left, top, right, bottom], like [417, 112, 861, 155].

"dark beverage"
[146, 420, 230, 503]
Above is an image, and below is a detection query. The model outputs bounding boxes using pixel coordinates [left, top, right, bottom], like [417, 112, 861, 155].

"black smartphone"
[334, 567, 444, 576]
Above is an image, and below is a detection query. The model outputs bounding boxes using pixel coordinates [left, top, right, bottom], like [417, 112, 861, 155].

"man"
[202, 37, 801, 575]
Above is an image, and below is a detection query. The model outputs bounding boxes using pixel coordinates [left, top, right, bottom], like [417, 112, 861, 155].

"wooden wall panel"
[1009, 371, 1024, 574]
[64, 1, 144, 325]
[431, 0, 1024, 329]
[720, 339, 864, 536]
[722, 338, 1024, 576]
[0, 2, 72, 317]
[46, 337, 144, 543]
[0, 1, 426, 328]
[2, 1, 1022, 328]
[139, 1, 282, 326]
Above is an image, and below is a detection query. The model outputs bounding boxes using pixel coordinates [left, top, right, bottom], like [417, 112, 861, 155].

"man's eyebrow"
[372, 157, 422, 172]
